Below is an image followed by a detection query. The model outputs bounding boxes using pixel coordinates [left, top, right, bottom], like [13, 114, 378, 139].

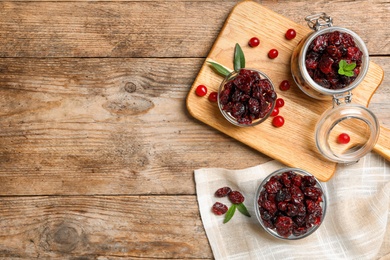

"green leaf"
[345, 62, 357, 71]
[223, 204, 237, 223]
[343, 70, 354, 77]
[207, 60, 232, 77]
[237, 203, 251, 217]
[338, 59, 356, 77]
[234, 43, 245, 71]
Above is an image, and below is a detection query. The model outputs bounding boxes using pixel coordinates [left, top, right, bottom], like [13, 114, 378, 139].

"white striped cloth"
[195, 153, 390, 259]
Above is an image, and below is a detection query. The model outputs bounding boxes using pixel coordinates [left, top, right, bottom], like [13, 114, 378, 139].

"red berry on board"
[228, 191, 245, 204]
[215, 186, 232, 197]
[285, 29, 297, 40]
[249, 37, 260, 47]
[268, 49, 279, 59]
[195, 85, 207, 97]
[208, 91, 218, 102]
[271, 107, 279, 117]
[275, 98, 285, 108]
[338, 133, 351, 144]
[272, 116, 285, 127]
[212, 202, 228, 215]
[279, 80, 291, 91]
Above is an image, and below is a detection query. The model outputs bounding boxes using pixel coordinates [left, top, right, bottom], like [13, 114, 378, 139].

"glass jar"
[291, 13, 380, 163]
[291, 13, 370, 100]
[217, 68, 276, 127]
[254, 167, 327, 240]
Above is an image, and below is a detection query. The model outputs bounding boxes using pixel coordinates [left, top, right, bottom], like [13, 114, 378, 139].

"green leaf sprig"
[233, 43, 245, 71]
[338, 60, 356, 77]
[207, 43, 246, 77]
[207, 60, 232, 77]
[223, 202, 251, 224]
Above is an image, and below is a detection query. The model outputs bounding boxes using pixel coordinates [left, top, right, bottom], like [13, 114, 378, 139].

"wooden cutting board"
[186, 0, 388, 181]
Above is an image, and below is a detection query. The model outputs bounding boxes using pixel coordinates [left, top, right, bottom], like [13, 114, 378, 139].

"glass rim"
[254, 167, 327, 240]
[298, 26, 370, 96]
[217, 68, 276, 127]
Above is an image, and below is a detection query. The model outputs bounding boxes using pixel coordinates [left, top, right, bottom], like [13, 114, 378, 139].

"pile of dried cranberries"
[257, 170, 324, 238]
[219, 69, 277, 125]
[305, 30, 363, 90]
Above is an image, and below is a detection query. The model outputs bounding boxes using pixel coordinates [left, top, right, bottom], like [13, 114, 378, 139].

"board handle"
[373, 126, 390, 161]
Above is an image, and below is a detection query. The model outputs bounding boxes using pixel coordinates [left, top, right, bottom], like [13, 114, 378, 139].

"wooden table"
[0, 0, 388, 258]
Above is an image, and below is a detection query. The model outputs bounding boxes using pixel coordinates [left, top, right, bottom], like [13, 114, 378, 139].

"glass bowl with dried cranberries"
[291, 26, 369, 100]
[254, 168, 327, 240]
[218, 68, 277, 127]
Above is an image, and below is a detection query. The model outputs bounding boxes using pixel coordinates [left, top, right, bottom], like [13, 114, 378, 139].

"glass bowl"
[254, 168, 327, 240]
[291, 26, 370, 100]
[217, 68, 276, 127]
[315, 103, 380, 163]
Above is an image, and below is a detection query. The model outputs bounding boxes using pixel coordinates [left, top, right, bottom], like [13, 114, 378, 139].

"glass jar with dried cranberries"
[254, 168, 327, 240]
[291, 13, 369, 100]
[290, 13, 380, 164]
[218, 68, 277, 127]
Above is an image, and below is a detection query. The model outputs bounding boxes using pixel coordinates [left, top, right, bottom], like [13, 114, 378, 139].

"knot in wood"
[52, 225, 80, 253]
[124, 82, 137, 93]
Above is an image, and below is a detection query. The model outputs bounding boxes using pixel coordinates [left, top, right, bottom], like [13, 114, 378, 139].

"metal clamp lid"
[305, 13, 333, 31]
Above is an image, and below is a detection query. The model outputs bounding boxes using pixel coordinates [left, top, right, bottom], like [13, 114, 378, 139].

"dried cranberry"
[286, 203, 298, 217]
[212, 202, 228, 215]
[280, 172, 292, 187]
[293, 226, 308, 236]
[275, 216, 293, 237]
[228, 191, 245, 204]
[277, 201, 288, 211]
[303, 187, 323, 201]
[265, 177, 282, 194]
[215, 186, 232, 197]
[302, 175, 316, 187]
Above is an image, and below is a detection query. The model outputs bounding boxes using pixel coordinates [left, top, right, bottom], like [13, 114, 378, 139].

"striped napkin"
[195, 153, 390, 259]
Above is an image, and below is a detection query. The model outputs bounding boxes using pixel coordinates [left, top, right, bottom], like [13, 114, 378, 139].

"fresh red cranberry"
[338, 133, 350, 144]
[275, 98, 285, 108]
[271, 107, 279, 117]
[208, 91, 218, 102]
[212, 202, 228, 215]
[249, 37, 260, 47]
[195, 84, 207, 96]
[285, 29, 297, 40]
[272, 116, 284, 127]
[228, 191, 245, 204]
[268, 49, 279, 59]
[215, 186, 232, 197]
[219, 69, 277, 125]
[279, 80, 291, 91]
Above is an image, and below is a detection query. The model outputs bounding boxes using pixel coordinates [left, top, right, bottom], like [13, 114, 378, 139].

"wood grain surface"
[0, 0, 389, 258]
